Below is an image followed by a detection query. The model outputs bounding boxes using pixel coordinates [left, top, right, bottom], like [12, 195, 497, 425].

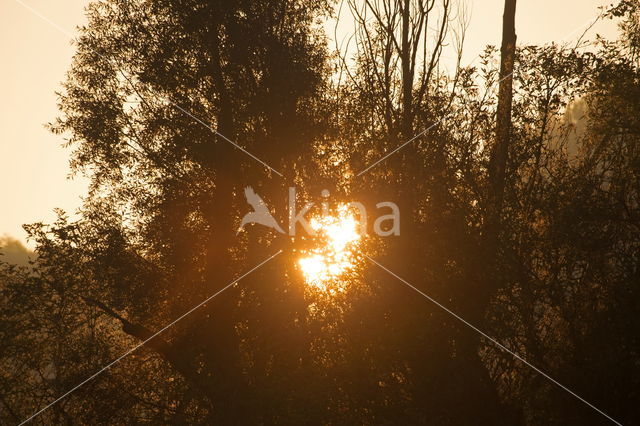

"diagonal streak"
[12, 0, 283, 178]
[170, 103, 283, 176]
[356, 121, 438, 177]
[19, 250, 283, 425]
[365, 255, 623, 426]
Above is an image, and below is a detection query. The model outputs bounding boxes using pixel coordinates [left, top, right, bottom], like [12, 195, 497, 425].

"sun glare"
[298, 205, 363, 291]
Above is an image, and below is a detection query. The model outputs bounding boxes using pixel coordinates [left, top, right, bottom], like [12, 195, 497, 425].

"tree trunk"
[472, 0, 517, 323]
[460, 1, 520, 423]
[487, 0, 517, 258]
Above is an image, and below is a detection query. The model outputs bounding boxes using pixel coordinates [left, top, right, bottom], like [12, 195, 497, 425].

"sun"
[298, 204, 363, 291]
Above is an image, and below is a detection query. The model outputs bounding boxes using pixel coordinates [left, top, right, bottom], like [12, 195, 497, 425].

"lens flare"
[298, 205, 362, 291]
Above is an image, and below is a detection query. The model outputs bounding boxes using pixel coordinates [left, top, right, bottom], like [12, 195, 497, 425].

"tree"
[3, 0, 639, 424]
[3, 0, 333, 423]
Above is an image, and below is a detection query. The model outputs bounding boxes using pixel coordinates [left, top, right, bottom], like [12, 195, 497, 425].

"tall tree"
[482, 0, 517, 314]
[2, 0, 332, 423]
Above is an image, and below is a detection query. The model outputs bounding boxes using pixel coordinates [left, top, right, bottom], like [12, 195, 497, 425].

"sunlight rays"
[298, 205, 363, 291]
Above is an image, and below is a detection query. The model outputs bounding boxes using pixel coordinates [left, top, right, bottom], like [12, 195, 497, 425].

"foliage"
[1, 0, 639, 424]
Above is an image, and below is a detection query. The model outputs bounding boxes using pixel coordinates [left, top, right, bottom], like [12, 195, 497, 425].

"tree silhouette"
[1, 0, 639, 424]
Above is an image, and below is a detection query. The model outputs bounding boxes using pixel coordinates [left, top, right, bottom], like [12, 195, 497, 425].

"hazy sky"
[0, 0, 617, 246]
[1, 0, 88, 247]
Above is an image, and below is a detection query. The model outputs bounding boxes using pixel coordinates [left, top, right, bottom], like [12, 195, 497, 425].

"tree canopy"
[1, 0, 639, 424]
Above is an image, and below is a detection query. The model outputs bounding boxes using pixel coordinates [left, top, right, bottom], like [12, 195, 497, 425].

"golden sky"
[1, 0, 88, 247]
[0, 0, 617, 246]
